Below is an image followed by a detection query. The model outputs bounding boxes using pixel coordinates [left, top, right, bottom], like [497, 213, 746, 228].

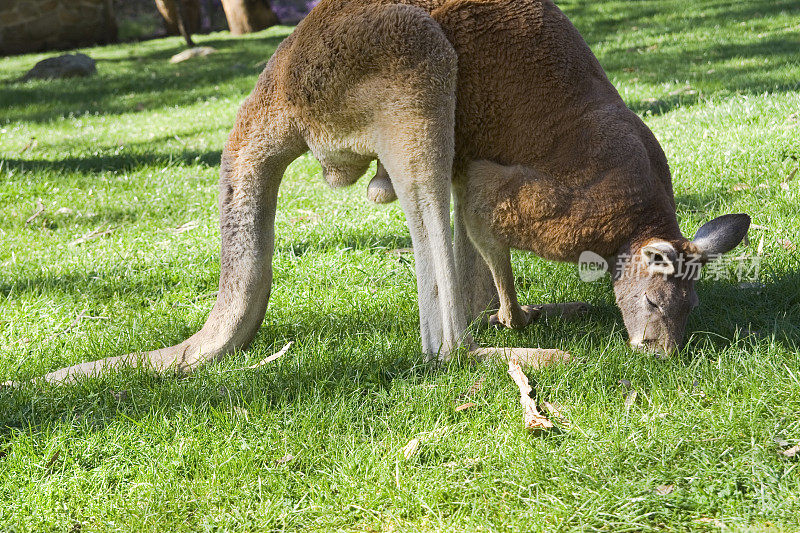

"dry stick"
[70, 224, 115, 246]
[507, 355, 553, 430]
[25, 199, 45, 225]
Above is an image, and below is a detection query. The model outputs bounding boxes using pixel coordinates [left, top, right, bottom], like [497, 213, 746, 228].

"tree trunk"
[155, 0, 201, 41]
[220, 0, 279, 35]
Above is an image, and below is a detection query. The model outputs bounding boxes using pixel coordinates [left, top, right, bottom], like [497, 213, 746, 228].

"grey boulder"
[22, 53, 96, 81]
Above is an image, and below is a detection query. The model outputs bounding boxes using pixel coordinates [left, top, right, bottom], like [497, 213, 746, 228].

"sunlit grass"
[1, 1, 799, 530]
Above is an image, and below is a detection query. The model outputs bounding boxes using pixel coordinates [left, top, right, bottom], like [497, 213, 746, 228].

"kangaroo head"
[613, 214, 751, 355]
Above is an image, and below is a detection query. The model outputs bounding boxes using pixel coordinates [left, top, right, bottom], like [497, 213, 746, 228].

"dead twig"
[70, 224, 115, 246]
[507, 355, 553, 430]
[25, 199, 45, 225]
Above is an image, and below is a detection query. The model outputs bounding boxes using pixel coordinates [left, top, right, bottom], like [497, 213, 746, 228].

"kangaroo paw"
[488, 305, 541, 329]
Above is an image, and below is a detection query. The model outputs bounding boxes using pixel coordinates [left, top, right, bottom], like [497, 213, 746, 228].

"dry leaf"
[276, 453, 295, 464]
[459, 375, 485, 399]
[247, 341, 293, 369]
[782, 443, 800, 458]
[732, 183, 750, 191]
[507, 355, 553, 430]
[167, 221, 199, 234]
[401, 437, 420, 459]
[455, 402, 475, 412]
[655, 484, 675, 495]
[25, 199, 44, 225]
[624, 390, 638, 412]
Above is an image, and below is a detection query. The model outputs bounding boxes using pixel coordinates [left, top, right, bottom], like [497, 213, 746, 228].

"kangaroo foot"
[488, 305, 541, 329]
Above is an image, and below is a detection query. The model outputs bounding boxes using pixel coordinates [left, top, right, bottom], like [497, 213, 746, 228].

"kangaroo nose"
[630, 339, 672, 358]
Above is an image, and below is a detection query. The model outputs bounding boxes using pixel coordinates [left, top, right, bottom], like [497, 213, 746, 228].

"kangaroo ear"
[693, 214, 751, 255]
[641, 241, 678, 275]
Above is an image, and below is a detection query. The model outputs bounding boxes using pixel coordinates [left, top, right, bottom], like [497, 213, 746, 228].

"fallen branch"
[507, 355, 553, 430]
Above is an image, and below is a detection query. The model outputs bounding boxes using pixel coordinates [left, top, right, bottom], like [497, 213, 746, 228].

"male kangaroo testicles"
[28, 0, 749, 384]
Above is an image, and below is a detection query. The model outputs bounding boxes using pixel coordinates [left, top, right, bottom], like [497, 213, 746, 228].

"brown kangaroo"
[27, 0, 748, 384]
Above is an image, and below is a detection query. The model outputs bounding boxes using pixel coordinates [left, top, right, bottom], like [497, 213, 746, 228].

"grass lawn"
[1, 0, 800, 530]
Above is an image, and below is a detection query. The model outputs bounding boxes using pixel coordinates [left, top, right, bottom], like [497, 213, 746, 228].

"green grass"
[1, 0, 800, 529]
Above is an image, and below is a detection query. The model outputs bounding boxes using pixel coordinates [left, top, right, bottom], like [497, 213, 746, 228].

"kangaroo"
[24, 0, 748, 384]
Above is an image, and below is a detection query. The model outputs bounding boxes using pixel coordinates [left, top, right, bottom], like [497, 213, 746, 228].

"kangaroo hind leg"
[34, 94, 307, 384]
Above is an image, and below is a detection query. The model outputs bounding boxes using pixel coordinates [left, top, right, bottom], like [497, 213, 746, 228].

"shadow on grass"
[2, 0, 799, 125]
[0, 33, 287, 124]
[2, 271, 797, 431]
[1, 150, 221, 175]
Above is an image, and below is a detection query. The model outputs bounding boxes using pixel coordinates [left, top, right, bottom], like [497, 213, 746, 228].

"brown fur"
[23, 0, 749, 385]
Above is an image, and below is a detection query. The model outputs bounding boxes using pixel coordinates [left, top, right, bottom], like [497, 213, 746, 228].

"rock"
[22, 53, 96, 81]
[169, 46, 216, 64]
